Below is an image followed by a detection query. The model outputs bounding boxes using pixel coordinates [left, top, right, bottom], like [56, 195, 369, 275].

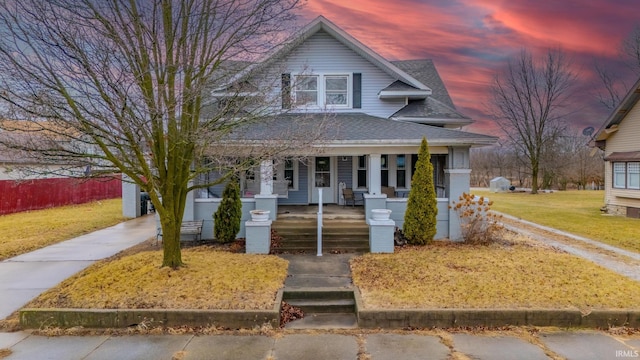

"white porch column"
[121, 174, 140, 218]
[446, 146, 472, 241]
[259, 160, 273, 195]
[183, 180, 195, 221]
[368, 153, 382, 195]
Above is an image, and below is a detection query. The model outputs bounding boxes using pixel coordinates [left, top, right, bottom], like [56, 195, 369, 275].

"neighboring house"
[592, 77, 640, 218]
[131, 16, 497, 240]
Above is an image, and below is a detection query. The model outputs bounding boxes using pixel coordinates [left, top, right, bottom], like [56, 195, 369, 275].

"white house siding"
[604, 101, 640, 211]
[274, 30, 406, 117]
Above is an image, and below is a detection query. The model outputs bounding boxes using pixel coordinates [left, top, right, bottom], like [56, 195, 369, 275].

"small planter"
[371, 209, 392, 220]
[250, 209, 270, 222]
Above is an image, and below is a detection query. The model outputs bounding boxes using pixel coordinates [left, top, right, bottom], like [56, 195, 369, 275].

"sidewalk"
[499, 212, 640, 282]
[1, 329, 638, 359]
[0, 215, 156, 319]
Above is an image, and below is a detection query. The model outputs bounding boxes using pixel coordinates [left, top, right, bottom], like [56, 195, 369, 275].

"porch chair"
[342, 188, 363, 207]
[381, 186, 396, 198]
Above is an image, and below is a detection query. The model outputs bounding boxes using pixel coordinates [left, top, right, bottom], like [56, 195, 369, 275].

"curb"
[354, 289, 640, 329]
[19, 290, 283, 330]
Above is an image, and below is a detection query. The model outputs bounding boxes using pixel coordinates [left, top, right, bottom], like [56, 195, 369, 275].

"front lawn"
[0, 199, 125, 261]
[351, 242, 640, 310]
[26, 247, 288, 310]
[472, 190, 640, 253]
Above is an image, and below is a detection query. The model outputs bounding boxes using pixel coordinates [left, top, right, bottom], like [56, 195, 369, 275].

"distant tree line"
[470, 132, 604, 190]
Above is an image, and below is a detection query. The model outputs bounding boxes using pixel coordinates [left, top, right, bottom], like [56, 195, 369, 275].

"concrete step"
[284, 313, 358, 329]
[283, 288, 356, 316]
[283, 299, 355, 313]
[273, 218, 370, 252]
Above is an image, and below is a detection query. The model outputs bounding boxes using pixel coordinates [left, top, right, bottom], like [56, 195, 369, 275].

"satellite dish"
[582, 126, 595, 136]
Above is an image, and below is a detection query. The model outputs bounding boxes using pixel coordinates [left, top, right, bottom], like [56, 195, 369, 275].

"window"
[357, 155, 367, 188]
[396, 155, 406, 188]
[613, 162, 640, 190]
[284, 159, 295, 189]
[275, 159, 298, 191]
[325, 75, 348, 105]
[294, 75, 318, 106]
[628, 162, 640, 189]
[380, 155, 388, 187]
[614, 163, 626, 188]
[292, 74, 351, 108]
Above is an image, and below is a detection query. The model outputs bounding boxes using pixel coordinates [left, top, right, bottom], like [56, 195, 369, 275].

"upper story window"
[614, 162, 640, 190]
[294, 75, 318, 106]
[292, 74, 351, 108]
[325, 75, 348, 105]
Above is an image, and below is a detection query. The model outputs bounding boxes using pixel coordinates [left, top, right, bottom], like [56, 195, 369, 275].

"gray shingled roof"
[229, 113, 495, 146]
[380, 80, 419, 91]
[391, 59, 455, 108]
[390, 98, 471, 124]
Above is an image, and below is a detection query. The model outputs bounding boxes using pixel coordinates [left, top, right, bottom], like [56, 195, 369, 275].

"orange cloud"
[297, 0, 640, 134]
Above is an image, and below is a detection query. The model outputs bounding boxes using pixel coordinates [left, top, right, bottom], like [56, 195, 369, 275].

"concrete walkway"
[1, 329, 638, 359]
[0, 215, 156, 319]
[500, 212, 640, 282]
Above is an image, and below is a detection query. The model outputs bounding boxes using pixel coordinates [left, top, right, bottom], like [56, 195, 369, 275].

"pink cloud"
[297, 0, 640, 135]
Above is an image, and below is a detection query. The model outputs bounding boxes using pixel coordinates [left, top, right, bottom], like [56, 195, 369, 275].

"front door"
[311, 156, 335, 203]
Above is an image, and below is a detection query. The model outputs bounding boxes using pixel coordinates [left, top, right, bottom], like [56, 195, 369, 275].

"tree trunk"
[531, 166, 539, 194]
[161, 219, 184, 268]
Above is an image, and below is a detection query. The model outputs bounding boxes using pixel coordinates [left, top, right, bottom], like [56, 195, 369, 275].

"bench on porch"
[155, 220, 204, 245]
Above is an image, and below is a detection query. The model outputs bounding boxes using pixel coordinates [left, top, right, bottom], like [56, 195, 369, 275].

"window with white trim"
[275, 159, 298, 191]
[628, 162, 640, 189]
[294, 75, 318, 106]
[612, 162, 639, 190]
[357, 155, 367, 189]
[325, 75, 348, 105]
[380, 155, 388, 187]
[293, 74, 351, 108]
[396, 155, 406, 188]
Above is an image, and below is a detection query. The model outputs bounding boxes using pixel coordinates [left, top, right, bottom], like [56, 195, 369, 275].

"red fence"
[0, 175, 122, 215]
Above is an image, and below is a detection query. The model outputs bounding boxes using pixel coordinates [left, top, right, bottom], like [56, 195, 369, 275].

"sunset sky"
[295, 0, 639, 137]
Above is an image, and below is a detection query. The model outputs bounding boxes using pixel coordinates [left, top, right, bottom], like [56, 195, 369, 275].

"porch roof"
[229, 113, 497, 147]
[390, 98, 472, 127]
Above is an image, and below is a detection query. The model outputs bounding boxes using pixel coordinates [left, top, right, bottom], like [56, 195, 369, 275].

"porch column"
[367, 153, 382, 195]
[183, 180, 194, 221]
[122, 174, 140, 218]
[446, 146, 472, 241]
[259, 160, 273, 195]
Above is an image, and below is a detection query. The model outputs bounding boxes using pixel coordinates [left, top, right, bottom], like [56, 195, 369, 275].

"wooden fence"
[0, 175, 121, 215]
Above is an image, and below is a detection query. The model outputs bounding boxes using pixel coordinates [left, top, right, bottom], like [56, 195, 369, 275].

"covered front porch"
[187, 143, 471, 241]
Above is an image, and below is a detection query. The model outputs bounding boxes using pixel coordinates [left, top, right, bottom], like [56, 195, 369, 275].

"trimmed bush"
[213, 181, 242, 243]
[403, 137, 438, 245]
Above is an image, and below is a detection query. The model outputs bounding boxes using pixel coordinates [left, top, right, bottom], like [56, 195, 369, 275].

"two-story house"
[592, 76, 640, 218]
[141, 16, 497, 243]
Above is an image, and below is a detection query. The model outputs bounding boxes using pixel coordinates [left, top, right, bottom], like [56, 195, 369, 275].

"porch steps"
[282, 288, 358, 329]
[272, 218, 369, 253]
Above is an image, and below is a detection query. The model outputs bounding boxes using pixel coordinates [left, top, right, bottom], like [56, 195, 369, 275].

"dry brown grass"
[26, 246, 288, 310]
[0, 199, 124, 260]
[0, 348, 12, 359]
[351, 242, 640, 311]
[473, 190, 640, 253]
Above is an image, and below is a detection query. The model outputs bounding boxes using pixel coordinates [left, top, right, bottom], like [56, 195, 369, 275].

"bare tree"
[489, 49, 576, 194]
[0, 0, 304, 268]
[595, 24, 640, 110]
[621, 24, 640, 75]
